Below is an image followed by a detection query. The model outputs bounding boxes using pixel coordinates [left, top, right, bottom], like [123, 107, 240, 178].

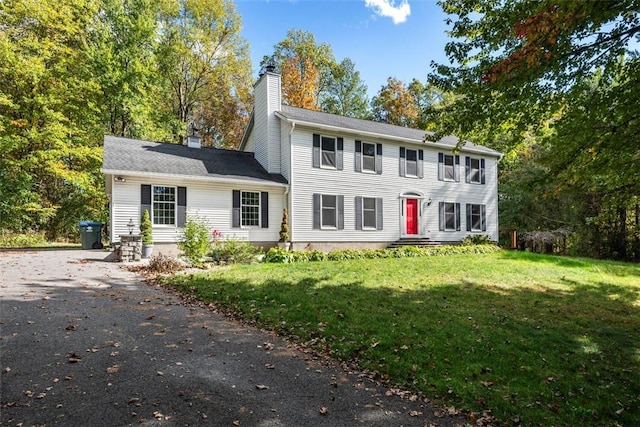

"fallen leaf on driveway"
[233, 420, 240, 426]
[264, 364, 275, 369]
[65, 325, 76, 331]
[409, 410, 423, 417]
[67, 352, 82, 363]
[106, 364, 119, 374]
[255, 384, 269, 390]
[319, 406, 329, 415]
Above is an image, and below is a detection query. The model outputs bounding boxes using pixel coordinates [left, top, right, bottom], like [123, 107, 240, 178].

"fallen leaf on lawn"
[67, 352, 82, 363]
[255, 384, 269, 390]
[319, 406, 329, 415]
[371, 341, 379, 348]
[481, 381, 494, 387]
[106, 364, 119, 374]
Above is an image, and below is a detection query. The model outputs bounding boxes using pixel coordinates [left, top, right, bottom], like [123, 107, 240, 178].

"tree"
[261, 29, 336, 110]
[429, 0, 640, 260]
[156, 0, 252, 146]
[0, 0, 106, 238]
[370, 77, 419, 127]
[91, 0, 173, 141]
[321, 58, 370, 119]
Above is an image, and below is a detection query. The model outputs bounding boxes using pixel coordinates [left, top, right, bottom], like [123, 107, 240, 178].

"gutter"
[101, 169, 288, 188]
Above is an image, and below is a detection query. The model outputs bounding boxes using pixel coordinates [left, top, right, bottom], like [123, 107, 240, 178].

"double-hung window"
[466, 204, 487, 232]
[241, 191, 260, 227]
[438, 153, 460, 182]
[465, 157, 485, 184]
[313, 194, 344, 230]
[313, 134, 343, 170]
[355, 141, 382, 174]
[399, 147, 424, 178]
[153, 186, 176, 225]
[439, 202, 461, 231]
[355, 196, 383, 230]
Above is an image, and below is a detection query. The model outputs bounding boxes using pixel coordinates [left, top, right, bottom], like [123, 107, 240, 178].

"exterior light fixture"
[127, 218, 135, 235]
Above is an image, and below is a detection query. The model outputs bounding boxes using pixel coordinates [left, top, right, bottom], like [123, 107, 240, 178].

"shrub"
[279, 208, 289, 242]
[177, 218, 211, 267]
[460, 234, 497, 246]
[264, 247, 294, 263]
[148, 253, 183, 274]
[0, 230, 47, 248]
[140, 210, 153, 245]
[210, 237, 262, 264]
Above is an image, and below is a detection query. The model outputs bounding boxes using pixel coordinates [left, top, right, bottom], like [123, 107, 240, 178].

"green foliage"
[140, 210, 153, 245]
[263, 244, 501, 263]
[163, 252, 640, 426]
[148, 253, 183, 274]
[459, 234, 497, 246]
[321, 58, 370, 119]
[0, 231, 47, 248]
[278, 208, 289, 242]
[210, 237, 262, 265]
[177, 218, 210, 267]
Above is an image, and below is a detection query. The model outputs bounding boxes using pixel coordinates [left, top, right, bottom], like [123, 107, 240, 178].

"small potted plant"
[278, 208, 290, 250]
[140, 210, 153, 258]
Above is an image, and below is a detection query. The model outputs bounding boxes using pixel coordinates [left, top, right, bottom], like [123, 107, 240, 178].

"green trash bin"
[78, 221, 103, 249]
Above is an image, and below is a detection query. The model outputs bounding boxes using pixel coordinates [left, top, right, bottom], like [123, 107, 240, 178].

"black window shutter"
[313, 194, 320, 229]
[480, 159, 486, 184]
[376, 143, 383, 175]
[438, 202, 445, 231]
[260, 192, 269, 228]
[466, 204, 472, 232]
[417, 149, 424, 179]
[465, 156, 471, 183]
[312, 134, 320, 168]
[232, 190, 241, 228]
[141, 184, 151, 221]
[355, 196, 363, 230]
[481, 204, 487, 231]
[177, 186, 187, 227]
[454, 155, 460, 182]
[337, 195, 344, 230]
[438, 153, 444, 181]
[355, 140, 362, 172]
[376, 197, 383, 230]
[336, 137, 344, 170]
[455, 203, 461, 231]
[399, 147, 406, 177]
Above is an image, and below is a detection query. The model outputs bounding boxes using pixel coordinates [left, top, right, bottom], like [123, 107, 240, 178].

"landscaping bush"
[177, 218, 211, 267]
[210, 237, 262, 265]
[459, 234, 497, 246]
[0, 230, 47, 248]
[263, 244, 501, 263]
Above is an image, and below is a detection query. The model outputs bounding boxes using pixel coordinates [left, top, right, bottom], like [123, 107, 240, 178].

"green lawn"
[162, 251, 640, 426]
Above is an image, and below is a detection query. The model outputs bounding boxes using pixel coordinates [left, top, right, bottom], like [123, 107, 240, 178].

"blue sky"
[234, 0, 452, 98]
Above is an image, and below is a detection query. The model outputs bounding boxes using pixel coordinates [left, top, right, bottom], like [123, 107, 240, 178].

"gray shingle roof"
[103, 136, 287, 185]
[277, 105, 502, 157]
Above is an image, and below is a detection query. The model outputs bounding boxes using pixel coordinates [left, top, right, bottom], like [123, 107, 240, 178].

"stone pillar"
[114, 235, 142, 262]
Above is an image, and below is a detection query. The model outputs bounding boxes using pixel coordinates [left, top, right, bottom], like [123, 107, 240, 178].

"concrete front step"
[387, 238, 441, 248]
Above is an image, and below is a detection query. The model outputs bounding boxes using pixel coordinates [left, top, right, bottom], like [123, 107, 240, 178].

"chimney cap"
[265, 64, 276, 73]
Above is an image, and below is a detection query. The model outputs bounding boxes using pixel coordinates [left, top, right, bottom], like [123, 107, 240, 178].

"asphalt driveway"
[0, 249, 466, 426]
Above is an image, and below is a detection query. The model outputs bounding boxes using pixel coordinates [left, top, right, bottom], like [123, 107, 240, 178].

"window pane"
[471, 204, 481, 230]
[321, 195, 337, 227]
[322, 151, 336, 167]
[444, 203, 456, 230]
[363, 197, 376, 228]
[444, 155, 455, 180]
[321, 136, 335, 151]
[153, 186, 176, 225]
[321, 136, 336, 167]
[470, 158, 481, 183]
[362, 142, 375, 171]
[406, 160, 417, 176]
[406, 149, 417, 161]
[363, 198, 376, 210]
[241, 191, 260, 226]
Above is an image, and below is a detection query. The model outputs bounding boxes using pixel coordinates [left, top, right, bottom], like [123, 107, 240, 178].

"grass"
[161, 251, 640, 426]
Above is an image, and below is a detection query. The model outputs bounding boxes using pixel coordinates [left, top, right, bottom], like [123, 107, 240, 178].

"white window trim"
[240, 190, 261, 228]
[443, 154, 456, 182]
[405, 148, 418, 178]
[320, 135, 337, 170]
[469, 157, 482, 184]
[152, 185, 177, 227]
[361, 142, 377, 174]
[320, 194, 338, 229]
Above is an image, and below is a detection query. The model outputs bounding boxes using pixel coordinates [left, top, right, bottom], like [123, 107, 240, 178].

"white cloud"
[364, 0, 411, 24]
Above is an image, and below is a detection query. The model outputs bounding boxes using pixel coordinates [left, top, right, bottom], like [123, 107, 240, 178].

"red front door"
[406, 199, 418, 235]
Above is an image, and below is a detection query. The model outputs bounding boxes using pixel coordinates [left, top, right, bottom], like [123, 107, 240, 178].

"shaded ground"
[0, 250, 466, 426]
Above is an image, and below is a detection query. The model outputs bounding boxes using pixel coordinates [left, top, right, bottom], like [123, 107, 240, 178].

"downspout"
[287, 123, 295, 247]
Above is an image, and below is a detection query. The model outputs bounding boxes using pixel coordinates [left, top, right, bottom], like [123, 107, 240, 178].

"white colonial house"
[103, 70, 501, 253]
